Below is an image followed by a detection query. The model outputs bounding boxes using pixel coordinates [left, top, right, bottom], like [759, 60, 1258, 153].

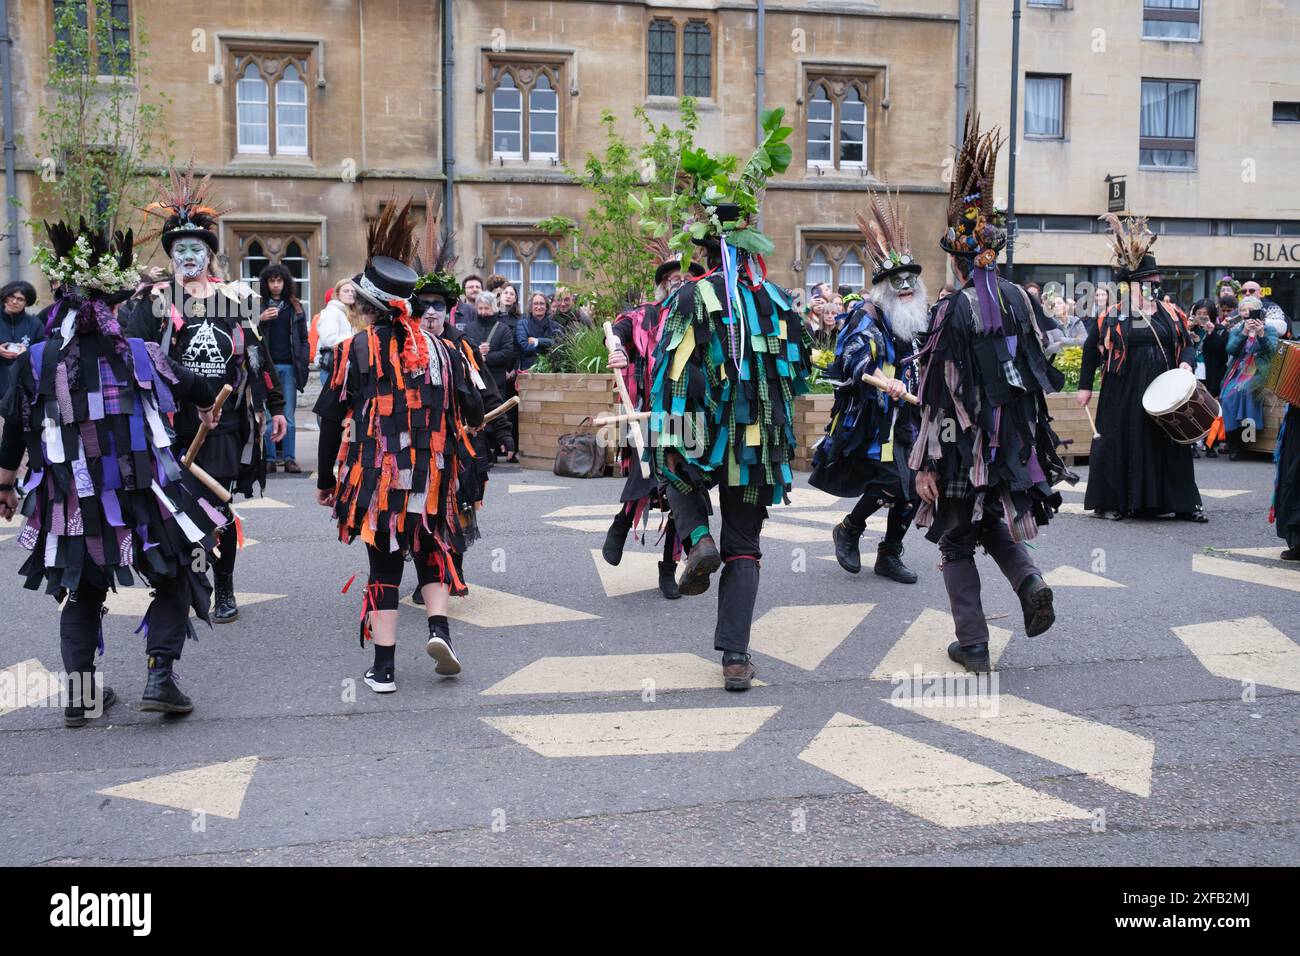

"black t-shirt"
[171, 291, 240, 437]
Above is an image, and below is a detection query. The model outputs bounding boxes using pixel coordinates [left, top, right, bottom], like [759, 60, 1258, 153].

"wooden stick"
[603, 321, 651, 478]
[183, 383, 234, 468]
[593, 411, 652, 427]
[481, 394, 520, 425]
[861, 371, 921, 406]
[187, 462, 232, 503]
[1082, 402, 1101, 439]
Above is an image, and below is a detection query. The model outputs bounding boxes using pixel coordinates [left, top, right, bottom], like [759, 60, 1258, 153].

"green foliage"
[539, 98, 701, 327]
[639, 107, 794, 264]
[29, 0, 171, 235]
[529, 324, 611, 375]
[1055, 346, 1101, 393]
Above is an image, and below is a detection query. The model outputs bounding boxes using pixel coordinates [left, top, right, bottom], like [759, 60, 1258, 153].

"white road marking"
[483, 706, 780, 757]
[749, 603, 876, 670]
[1042, 565, 1125, 588]
[102, 590, 285, 617]
[1172, 616, 1300, 693]
[870, 608, 1012, 681]
[0, 659, 59, 717]
[798, 713, 1092, 828]
[590, 549, 665, 598]
[1192, 553, 1300, 594]
[509, 484, 567, 494]
[232, 496, 291, 509]
[543, 504, 622, 518]
[98, 756, 259, 820]
[406, 584, 598, 627]
[483, 652, 759, 695]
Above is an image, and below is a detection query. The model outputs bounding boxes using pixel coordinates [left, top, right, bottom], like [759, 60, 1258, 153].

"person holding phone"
[1219, 296, 1280, 460]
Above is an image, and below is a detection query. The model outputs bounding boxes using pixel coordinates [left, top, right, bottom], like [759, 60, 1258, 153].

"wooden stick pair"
[182, 384, 233, 503]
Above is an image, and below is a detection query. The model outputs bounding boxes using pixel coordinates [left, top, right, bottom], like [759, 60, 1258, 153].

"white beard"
[871, 277, 931, 344]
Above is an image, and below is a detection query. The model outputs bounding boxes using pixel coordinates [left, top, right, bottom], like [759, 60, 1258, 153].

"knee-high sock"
[712, 558, 760, 654]
[845, 494, 883, 532]
[884, 499, 914, 546]
[212, 524, 237, 576]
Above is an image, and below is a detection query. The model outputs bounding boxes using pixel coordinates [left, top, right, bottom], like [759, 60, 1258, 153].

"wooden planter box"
[1244, 392, 1286, 453]
[793, 392, 834, 472]
[516, 372, 619, 473]
[1046, 392, 1096, 464]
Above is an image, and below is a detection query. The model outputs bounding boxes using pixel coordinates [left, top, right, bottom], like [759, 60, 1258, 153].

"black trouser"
[210, 489, 237, 576]
[366, 544, 448, 611]
[666, 483, 766, 654]
[60, 564, 189, 674]
[937, 495, 1039, 647]
[845, 493, 915, 546]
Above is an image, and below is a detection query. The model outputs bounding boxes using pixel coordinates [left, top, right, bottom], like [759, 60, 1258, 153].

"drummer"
[1077, 218, 1207, 522]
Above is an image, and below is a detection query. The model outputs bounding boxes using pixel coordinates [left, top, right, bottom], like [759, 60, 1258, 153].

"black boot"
[141, 657, 193, 714]
[602, 510, 634, 566]
[212, 572, 238, 623]
[947, 641, 991, 674]
[874, 541, 918, 584]
[64, 674, 117, 729]
[832, 519, 864, 574]
[658, 560, 681, 600]
[1017, 573, 1055, 637]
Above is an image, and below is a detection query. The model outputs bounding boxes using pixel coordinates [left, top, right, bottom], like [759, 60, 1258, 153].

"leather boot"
[141, 657, 193, 714]
[947, 641, 992, 674]
[64, 673, 117, 728]
[602, 510, 634, 566]
[212, 572, 238, 623]
[658, 560, 681, 600]
[677, 534, 721, 596]
[832, 519, 864, 574]
[1017, 573, 1055, 637]
[721, 651, 756, 692]
[874, 541, 918, 584]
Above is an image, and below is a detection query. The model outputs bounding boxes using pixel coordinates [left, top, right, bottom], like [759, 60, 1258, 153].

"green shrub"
[528, 325, 611, 375]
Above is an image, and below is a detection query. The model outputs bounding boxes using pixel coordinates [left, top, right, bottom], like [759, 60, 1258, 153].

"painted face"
[421, 301, 447, 336]
[339, 283, 356, 305]
[171, 238, 210, 281]
[888, 271, 917, 299]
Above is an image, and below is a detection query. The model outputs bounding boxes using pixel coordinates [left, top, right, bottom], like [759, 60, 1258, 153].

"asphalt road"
[1, 403, 1297, 866]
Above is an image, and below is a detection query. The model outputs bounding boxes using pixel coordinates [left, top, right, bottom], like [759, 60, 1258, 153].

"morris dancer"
[123, 164, 288, 623]
[910, 114, 1072, 674]
[603, 243, 705, 600]
[811, 189, 930, 585]
[0, 220, 224, 724]
[315, 201, 482, 693]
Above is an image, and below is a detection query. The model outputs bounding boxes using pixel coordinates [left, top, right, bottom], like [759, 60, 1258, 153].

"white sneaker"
[364, 666, 396, 693]
[425, 636, 462, 676]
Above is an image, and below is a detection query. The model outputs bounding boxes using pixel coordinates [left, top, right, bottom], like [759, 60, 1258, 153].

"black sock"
[428, 615, 450, 642]
[885, 501, 913, 545]
[374, 644, 396, 672]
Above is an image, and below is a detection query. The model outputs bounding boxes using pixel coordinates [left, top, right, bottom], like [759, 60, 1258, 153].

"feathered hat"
[410, 191, 462, 304]
[646, 235, 705, 286]
[141, 160, 231, 254]
[354, 198, 419, 316]
[940, 113, 1007, 269]
[1100, 214, 1159, 282]
[857, 186, 920, 285]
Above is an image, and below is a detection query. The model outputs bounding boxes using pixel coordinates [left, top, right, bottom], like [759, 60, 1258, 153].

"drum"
[1265, 339, 1300, 406]
[1142, 367, 1221, 444]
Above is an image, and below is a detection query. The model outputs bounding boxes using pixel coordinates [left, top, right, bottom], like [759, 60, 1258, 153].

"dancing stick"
[183, 384, 233, 467]
[593, 411, 652, 427]
[1082, 402, 1101, 439]
[862, 371, 921, 406]
[187, 462, 232, 503]
[602, 321, 651, 478]
[482, 395, 520, 426]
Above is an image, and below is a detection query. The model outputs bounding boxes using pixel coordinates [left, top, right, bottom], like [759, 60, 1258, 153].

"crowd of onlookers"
[307, 273, 592, 465]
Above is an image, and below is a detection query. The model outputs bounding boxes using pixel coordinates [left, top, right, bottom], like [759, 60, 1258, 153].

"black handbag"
[553, 417, 605, 478]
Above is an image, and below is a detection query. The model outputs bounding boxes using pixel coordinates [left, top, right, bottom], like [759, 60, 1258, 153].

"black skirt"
[1275, 404, 1300, 544]
[1084, 328, 1202, 515]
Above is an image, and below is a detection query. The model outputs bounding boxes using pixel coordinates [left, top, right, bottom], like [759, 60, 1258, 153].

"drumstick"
[593, 411, 652, 427]
[481, 395, 519, 426]
[862, 371, 921, 406]
[602, 321, 651, 478]
[1082, 402, 1101, 439]
[183, 384, 234, 468]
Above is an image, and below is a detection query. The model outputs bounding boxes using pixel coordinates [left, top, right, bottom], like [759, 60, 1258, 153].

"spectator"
[1240, 279, 1290, 334]
[551, 286, 592, 328]
[464, 290, 517, 407]
[257, 264, 309, 474]
[316, 278, 362, 386]
[1024, 281, 1042, 304]
[0, 280, 42, 405]
[1220, 296, 1279, 460]
[516, 292, 563, 370]
[454, 274, 483, 328]
[485, 273, 509, 293]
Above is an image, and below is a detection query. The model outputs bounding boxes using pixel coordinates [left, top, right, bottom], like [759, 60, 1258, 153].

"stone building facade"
[3, 0, 963, 315]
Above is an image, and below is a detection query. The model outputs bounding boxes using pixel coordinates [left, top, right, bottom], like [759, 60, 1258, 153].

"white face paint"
[171, 238, 210, 281]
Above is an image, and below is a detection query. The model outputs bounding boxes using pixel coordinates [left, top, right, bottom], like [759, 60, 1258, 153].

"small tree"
[538, 98, 699, 323]
[29, 0, 170, 234]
